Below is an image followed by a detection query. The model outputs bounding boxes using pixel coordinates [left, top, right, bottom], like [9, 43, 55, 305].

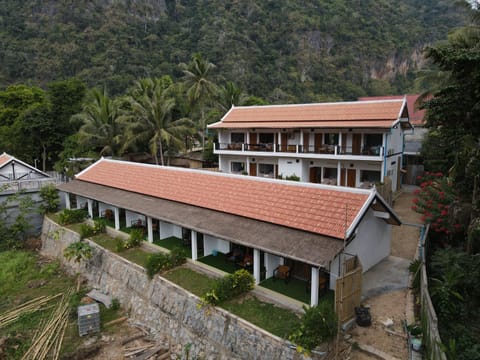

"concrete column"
[64, 193, 71, 209]
[253, 248, 260, 285]
[147, 216, 153, 243]
[310, 266, 320, 306]
[114, 207, 120, 230]
[337, 161, 341, 186]
[191, 230, 198, 261]
[87, 199, 93, 218]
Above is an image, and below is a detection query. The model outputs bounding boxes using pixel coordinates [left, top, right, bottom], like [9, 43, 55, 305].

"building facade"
[208, 99, 412, 192]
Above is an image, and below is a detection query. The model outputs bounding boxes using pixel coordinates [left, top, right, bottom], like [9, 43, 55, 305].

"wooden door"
[340, 169, 346, 186]
[249, 133, 257, 152]
[309, 167, 321, 183]
[347, 169, 356, 187]
[314, 133, 323, 152]
[352, 134, 361, 155]
[249, 163, 257, 177]
[303, 132, 310, 152]
[281, 133, 288, 152]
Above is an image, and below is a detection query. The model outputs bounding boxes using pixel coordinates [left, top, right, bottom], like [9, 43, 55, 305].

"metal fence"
[0, 177, 64, 194]
[418, 224, 447, 360]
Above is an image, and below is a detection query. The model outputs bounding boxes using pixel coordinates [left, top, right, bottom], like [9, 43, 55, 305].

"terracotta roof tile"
[208, 100, 405, 129]
[359, 94, 425, 126]
[76, 159, 371, 239]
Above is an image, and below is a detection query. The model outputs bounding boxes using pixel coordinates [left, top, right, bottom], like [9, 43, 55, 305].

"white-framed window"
[231, 161, 246, 174]
[361, 170, 381, 183]
[259, 133, 274, 144]
[258, 163, 274, 178]
[323, 167, 337, 179]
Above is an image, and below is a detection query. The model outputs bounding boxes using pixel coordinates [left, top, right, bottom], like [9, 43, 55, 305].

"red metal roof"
[209, 100, 406, 129]
[76, 159, 372, 239]
[0, 153, 13, 167]
[358, 95, 425, 126]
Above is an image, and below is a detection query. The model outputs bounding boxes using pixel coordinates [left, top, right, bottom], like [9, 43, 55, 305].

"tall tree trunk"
[159, 140, 164, 166]
[42, 144, 47, 172]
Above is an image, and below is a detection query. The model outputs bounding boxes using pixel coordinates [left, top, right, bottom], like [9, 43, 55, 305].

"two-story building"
[208, 99, 411, 192]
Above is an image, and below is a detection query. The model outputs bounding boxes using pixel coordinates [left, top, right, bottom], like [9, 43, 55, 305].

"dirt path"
[349, 188, 422, 360]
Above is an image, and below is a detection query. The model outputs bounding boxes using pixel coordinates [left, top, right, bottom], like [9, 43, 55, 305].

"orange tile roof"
[77, 159, 372, 239]
[358, 95, 425, 126]
[0, 153, 13, 167]
[209, 100, 405, 129]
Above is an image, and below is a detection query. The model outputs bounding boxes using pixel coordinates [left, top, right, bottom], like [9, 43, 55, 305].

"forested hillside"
[0, 0, 464, 101]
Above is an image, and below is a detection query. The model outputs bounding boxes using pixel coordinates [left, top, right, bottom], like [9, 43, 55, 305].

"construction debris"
[86, 289, 112, 308]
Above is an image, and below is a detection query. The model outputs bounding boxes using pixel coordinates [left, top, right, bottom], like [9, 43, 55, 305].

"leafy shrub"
[79, 219, 106, 239]
[201, 269, 254, 306]
[64, 241, 93, 263]
[114, 236, 126, 252]
[39, 184, 60, 213]
[145, 247, 187, 278]
[111, 298, 121, 311]
[289, 301, 337, 352]
[125, 228, 144, 249]
[58, 208, 88, 225]
[408, 259, 422, 294]
[285, 174, 300, 181]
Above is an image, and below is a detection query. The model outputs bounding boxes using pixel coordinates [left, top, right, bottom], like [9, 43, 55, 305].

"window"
[231, 162, 245, 173]
[258, 163, 274, 178]
[231, 132, 245, 143]
[324, 133, 339, 145]
[324, 167, 338, 179]
[360, 170, 381, 183]
[259, 133, 274, 144]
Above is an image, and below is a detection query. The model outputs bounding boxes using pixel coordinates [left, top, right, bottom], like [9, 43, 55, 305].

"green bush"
[79, 223, 95, 239]
[114, 236, 126, 252]
[408, 259, 422, 294]
[288, 302, 337, 352]
[202, 269, 254, 306]
[92, 218, 106, 234]
[39, 184, 60, 213]
[145, 247, 187, 278]
[125, 228, 144, 249]
[58, 208, 88, 225]
[64, 241, 93, 263]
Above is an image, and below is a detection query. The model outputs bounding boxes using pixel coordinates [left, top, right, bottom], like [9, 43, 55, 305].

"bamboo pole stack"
[20, 288, 74, 360]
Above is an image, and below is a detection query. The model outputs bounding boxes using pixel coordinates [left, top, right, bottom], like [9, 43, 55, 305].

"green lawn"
[259, 277, 311, 304]
[153, 236, 194, 258]
[221, 296, 301, 339]
[163, 267, 217, 296]
[90, 233, 149, 267]
[197, 253, 237, 274]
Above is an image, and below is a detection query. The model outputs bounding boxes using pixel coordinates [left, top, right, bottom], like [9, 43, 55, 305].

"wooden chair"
[273, 265, 291, 283]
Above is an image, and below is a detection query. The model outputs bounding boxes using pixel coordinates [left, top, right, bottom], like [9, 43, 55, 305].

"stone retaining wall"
[41, 217, 309, 360]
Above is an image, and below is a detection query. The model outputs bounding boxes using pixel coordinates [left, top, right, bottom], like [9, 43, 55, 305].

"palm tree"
[217, 81, 249, 113]
[123, 79, 193, 165]
[73, 88, 123, 157]
[181, 53, 218, 154]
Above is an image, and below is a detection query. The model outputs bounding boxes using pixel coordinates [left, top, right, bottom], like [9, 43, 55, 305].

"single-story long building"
[58, 158, 401, 306]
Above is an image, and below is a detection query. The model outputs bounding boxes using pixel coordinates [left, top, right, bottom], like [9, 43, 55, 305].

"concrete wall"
[329, 208, 391, 287]
[159, 221, 182, 240]
[41, 217, 308, 360]
[277, 158, 303, 180]
[203, 234, 230, 256]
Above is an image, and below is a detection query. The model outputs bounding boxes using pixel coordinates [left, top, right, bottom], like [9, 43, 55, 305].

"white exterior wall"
[203, 234, 230, 256]
[329, 209, 391, 289]
[159, 221, 181, 239]
[125, 210, 146, 228]
[277, 158, 302, 180]
[264, 253, 282, 278]
[388, 126, 404, 154]
[76, 196, 87, 209]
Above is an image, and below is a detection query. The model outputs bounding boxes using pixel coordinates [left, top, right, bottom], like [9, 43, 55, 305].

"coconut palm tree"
[123, 79, 193, 165]
[73, 88, 123, 157]
[181, 53, 218, 154]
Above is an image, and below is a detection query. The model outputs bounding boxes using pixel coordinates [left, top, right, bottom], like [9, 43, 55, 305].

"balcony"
[215, 142, 384, 158]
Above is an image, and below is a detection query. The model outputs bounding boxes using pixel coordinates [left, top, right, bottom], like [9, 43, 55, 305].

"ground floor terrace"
[64, 191, 335, 307]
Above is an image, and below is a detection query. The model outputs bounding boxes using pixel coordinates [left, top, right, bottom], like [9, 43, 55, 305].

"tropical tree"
[123, 78, 194, 165]
[216, 81, 249, 113]
[73, 88, 124, 157]
[181, 53, 218, 154]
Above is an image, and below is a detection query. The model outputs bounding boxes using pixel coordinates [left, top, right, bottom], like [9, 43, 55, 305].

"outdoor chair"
[273, 265, 291, 283]
[225, 248, 244, 263]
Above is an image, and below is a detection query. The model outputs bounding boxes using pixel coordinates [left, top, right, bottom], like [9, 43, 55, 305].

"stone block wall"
[41, 217, 309, 360]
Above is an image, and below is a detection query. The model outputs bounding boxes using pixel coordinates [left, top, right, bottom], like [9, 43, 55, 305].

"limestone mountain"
[0, 0, 465, 101]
